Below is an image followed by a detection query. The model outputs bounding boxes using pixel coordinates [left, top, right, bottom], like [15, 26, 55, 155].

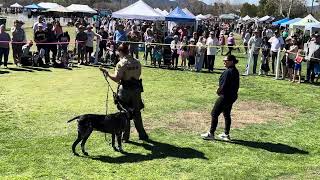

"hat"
[190, 38, 195, 42]
[173, 35, 179, 39]
[210, 31, 215, 35]
[229, 32, 234, 36]
[14, 20, 20, 24]
[19, 20, 25, 25]
[87, 25, 93, 29]
[38, 23, 43, 27]
[253, 29, 259, 33]
[78, 25, 84, 29]
[100, 25, 105, 29]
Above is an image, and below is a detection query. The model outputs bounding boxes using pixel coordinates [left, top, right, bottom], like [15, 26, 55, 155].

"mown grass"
[1, 27, 320, 179]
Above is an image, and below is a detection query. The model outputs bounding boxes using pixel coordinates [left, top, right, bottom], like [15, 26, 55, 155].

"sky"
[200, 0, 317, 6]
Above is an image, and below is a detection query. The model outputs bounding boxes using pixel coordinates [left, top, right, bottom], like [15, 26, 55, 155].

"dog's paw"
[73, 152, 80, 156]
[83, 152, 89, 156]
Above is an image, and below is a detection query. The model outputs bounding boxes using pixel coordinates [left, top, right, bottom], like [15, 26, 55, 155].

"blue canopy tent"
[272, 18, 290, 26]
[24, 3, 45, 10]
[280, 18, 302, 27]
[165, 7, 196, 22]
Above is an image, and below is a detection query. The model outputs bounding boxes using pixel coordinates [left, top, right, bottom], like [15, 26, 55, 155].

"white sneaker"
[218, 133, 231, 141]
[201, 132, 214, 140]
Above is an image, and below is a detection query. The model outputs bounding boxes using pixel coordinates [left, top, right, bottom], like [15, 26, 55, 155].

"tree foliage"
[240, 3, 258, 17]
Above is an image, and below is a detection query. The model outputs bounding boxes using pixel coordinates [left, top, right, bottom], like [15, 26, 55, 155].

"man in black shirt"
[34, 24, 47, 65]
[45, 23, 57, 66]
[201, 55, 240, 141]
[97, 26, 109, 61]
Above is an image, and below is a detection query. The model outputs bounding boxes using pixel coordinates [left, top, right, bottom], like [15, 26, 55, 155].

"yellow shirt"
[115, 56, 141, 81]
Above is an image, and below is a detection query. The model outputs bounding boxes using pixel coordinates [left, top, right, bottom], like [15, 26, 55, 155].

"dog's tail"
[67, 116, 81, 123]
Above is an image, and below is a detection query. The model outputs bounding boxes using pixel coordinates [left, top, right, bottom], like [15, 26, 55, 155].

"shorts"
[86, 46, 93, 54]
[294, 63, 301, 71]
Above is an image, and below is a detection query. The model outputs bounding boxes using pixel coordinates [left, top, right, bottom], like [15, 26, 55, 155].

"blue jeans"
[0, 48, 9, 67]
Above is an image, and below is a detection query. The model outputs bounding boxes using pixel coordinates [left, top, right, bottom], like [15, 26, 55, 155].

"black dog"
[67, 111, 131, 156]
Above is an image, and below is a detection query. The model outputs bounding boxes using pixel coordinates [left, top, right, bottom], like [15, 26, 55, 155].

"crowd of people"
[0, 15, 319, 83]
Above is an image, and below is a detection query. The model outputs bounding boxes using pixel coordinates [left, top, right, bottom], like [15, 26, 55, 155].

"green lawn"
[1, 27, 320, 179]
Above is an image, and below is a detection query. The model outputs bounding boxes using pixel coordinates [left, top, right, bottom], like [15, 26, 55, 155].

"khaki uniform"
[115, 56, 148, 141]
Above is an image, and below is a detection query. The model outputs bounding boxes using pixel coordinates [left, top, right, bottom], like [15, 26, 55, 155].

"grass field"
[1, 26, 320, 179]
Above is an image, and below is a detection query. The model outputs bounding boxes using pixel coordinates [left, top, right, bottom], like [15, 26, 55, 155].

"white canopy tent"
[242, 15, 251, 21]
[112, 0, 164, 21]
[38, 2, 60, 9]
[289, 14, 320, 30]
[10, 3, 23, 8]
[47, 5, 73, 13]
[305, 23, 320, 34]
[196, 14, 207, 20]
[162, 10, 169, 16]
[66, 4, 97, 14]
[258, 15, 275, 23]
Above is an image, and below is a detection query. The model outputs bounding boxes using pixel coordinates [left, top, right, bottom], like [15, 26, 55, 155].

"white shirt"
[268, 36, 284, 52]
[243, 33, 251, 43]
[206, 37, 219, 55]
[33, 22, 47, 32]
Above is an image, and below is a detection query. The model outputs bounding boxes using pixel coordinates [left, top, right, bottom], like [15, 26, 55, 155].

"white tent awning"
[196, 14, 207, 20]
[38, 2, 60, 9]
[112, 0, 164, 21]
[66, 4, 97, 14]
[10, 3, 23, 8]
[47, 5, 73, 13]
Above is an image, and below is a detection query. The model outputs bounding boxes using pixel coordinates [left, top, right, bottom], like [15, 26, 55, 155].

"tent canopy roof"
[280, 18, 302, 27]
[24, 3, 45, 10]
[38, 2, 60, 9]
[112, 0, 164, 21]
[47, 5, 73, 13]
[66, 4, 97, 14]
[10, 3, 23, 8]
[219, 13, 238, 20]
[166, 6, 196, 22]
[272, 17, 290, 25]
[290, 14, 320, 28]
[196, 14, 207, 20]
[305, 23, 320, 31]
[258, 15, 275, 23]
[182, 8, 196, 18]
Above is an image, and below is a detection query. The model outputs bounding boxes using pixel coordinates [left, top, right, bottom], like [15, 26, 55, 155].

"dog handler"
[201, 55, 239, 141]
[100, 44, 149, 142]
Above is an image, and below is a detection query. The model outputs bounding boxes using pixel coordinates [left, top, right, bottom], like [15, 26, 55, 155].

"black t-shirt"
[76, 32, 88, 46]
[46, 30, 57, 43]
[34, 31, 47, 43]
[58, 33, 70, 47]
[218, 66, 239, 100]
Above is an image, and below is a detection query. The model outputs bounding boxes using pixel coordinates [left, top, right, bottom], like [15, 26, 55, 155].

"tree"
[240, 3, 258, 17]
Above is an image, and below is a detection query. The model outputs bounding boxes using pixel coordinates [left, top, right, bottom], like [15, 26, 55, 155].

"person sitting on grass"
[292, 49, 304, 83]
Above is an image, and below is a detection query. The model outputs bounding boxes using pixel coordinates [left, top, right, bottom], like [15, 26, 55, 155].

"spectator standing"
[268, 31, 284, 74]
[11, 20, 26, 66]
[127, 25, 141, 59]
[75, 25, 88, 65]
[170, 35, 180, 69]
[225, 32, 236, 56]
[33, 16, 47, 32]
[0, 25, 11, 68]
[206, 31, 219, 72]
[260, 37, 271, 75]
[188, 38, 196, 70]
[85, 25, 102, 64]
[248, 29, 263, 74]
[243, 29, 251, 54]
[195, 36, 206, 72]
[45, 23, 57, 66]
[34, 24, 47, 66]
[98, 26, 109, 61]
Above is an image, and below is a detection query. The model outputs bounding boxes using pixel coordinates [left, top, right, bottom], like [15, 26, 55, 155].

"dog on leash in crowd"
[67, 110, 132, 156]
